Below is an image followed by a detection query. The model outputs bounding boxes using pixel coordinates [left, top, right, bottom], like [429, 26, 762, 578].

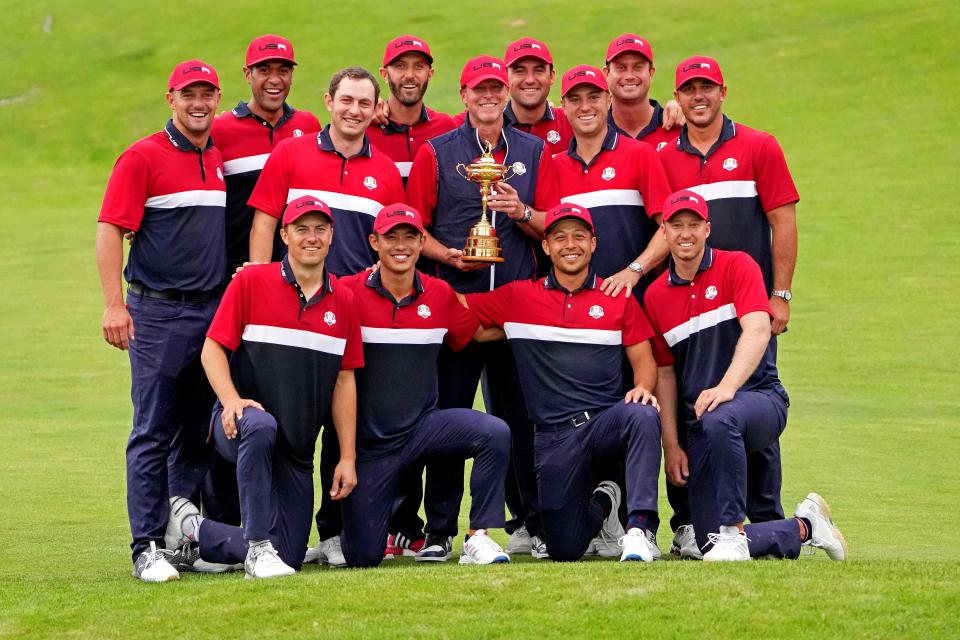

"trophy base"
[461, 253, 505, 263]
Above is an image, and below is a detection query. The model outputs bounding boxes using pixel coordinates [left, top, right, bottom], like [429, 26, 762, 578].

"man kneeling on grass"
[643, 190, 847, 561]
[166, 196, 363, 579]
[338, 204, 511, 567]
[460, 203, 664, 562]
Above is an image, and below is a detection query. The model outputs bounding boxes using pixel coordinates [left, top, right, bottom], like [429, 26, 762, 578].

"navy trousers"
[686, 388, 800, 559]
[125, 292, 217, 561]
[199, 407, 313, 570]
[427, 341, 539, 537]
[341, 408, 510, 568]
[535, 402, 661, 562]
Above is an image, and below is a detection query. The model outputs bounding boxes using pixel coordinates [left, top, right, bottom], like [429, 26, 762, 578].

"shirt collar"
[667, 247, 714, 286]
[231, 101, 296, 128]
[280, 255, 333, 307]
[606, 99, 664, 140]
[380, 104, 431, 133]
[544, 267, 599, 294]
[677, 115, 736, 159]
[364, 269, 424, 306]
[318, 125, 372, 158]
[164, 119, 214, 152]
[565, 125, 619, 165]
[504, 101, 555, 127]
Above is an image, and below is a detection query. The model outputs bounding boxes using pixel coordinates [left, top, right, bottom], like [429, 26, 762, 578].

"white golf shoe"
[165, 496, 199, 550]
[670, 524, 703, 560]
[593, 481, 625, 557]
[703, 526, 751, 562]
[795, 492, 847, 561]
[132, 541, 180, 583]
[505, 526, 533, 554]
[458, 530, 510, 565]
[619, 528, 661, 562]
[245, 541, 296, 579]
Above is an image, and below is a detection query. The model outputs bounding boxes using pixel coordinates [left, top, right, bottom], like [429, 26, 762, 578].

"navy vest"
[428, 121, 544, 293]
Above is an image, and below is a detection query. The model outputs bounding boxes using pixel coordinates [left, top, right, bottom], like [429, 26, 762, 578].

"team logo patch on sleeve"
[417, 304, 431, 319]
[722, 157, 738, 171]
[363, 176, 378, 190]
[324, 311, 337, 326]
[601, 167, 616, 181]
[546, 130, 560, 144]
[588, 305, 605, 319]
[705, 285, 718, 300]
[512, 162, 527, 175]
[293, 129, 303, 137]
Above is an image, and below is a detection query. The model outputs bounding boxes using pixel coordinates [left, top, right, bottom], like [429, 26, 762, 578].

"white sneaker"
[303, 545, 321, 564]
[165, 496, 199, 550]
[168, 541, 238, 573]
[530, 535, 550, 559]
[315, 535, 346, 568]
[670, 524, 703, 560]
[795, 492, 847, 561]
[593, 481, 625, 557]
[458, 530, 510, 565]
[703, 526, 751, 562]
[132, 541, 180, 582]
[583, 538, 599, 556]
[619, 528, 661, 562]
[245, 541, 296, 579]
[505, 526, 532, 554]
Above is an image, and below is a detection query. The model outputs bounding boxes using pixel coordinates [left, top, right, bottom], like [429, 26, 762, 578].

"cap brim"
[562, 79, 607, 97]
[606, 48, 652, 64]
[247, 55, 297, 67]
[385, 49, 433, 66]
[676, 73, 721, 89]
[170, 79, 220, 91]
[545, 215, 594, 235]
[376, 220, 424, 235]
[507, 52, 552, 67]
[463, 73, 507, 88]
[285, 209, 333, 226]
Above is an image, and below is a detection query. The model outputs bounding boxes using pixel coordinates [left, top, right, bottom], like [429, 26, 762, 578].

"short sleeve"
[465, 282, 516, 329]
[651, 334, 675, 367]
[729, 252, 772, 319]
[443, 282, 480, 352]
[99, 149, 151, 231]
[339, 289, 365, 370]
[206, 271, 248, 351]
[247, 140, 292, 218]
[755, 134, 799, 213]
[621, 294, 656, 346]
[405, 144, 439, 226]
[532, 146, 560, 211]
[636, 143, 672, 217]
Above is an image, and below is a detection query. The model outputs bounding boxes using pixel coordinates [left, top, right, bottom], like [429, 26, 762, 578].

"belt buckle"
[571, 411, 591, 429]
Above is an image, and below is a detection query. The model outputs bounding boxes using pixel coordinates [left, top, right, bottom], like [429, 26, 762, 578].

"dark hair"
[328, 66, 380, 103]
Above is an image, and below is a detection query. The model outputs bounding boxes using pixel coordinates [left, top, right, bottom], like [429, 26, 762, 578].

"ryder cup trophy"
[455, 142, 516, 262]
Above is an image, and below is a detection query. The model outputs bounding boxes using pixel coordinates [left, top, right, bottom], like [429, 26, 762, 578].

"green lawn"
[2, 1, 959, 637]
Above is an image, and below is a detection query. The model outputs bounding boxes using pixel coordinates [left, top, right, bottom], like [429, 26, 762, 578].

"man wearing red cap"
[338, 203, 512, 567]
[603, 34, 683, 150]
[367, 35, 457, 186]
[212, 35, 322, 275]
[461, 203, 664, 562]
[406, 55, 559, 561]
[657, 57, 800, 555]
[165, 195, 364, 579]
[644, 190, 845, 562]
[97, 60, 226, 581]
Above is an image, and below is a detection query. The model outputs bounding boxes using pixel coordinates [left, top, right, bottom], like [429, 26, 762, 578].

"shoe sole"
[619, 555, 653, 562]
[415, 555, 450, 562]
[806, 493, 848, 561]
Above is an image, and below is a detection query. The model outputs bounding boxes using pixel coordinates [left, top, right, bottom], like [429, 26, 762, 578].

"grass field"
[2, 1, 959, 637]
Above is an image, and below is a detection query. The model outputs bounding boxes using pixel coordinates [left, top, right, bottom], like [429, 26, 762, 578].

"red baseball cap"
[246, 35, 296, 67]
[675, 56, 724, 89]
[504, 38, 552, 67]
[561, 65, 608, 97]
[168, 59, 220, 91]
[282, 195, 333, 226]
[605, 34, 653, 64]
[460, 56, 508, 88]
[374, 203, 426, 235]
[544, 203, 594, 236]
[383, 35, 433, 66]
[663, 189, 709, 221]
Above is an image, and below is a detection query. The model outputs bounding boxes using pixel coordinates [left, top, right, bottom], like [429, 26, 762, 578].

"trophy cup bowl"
[455, 144, 516, 263]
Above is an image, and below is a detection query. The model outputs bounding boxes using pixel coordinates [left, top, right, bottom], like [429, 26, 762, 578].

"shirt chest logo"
[601, 167, 616, 181]
[324, 311, 337, 326]
[512, 162, 527, 176]
[722, 157, 738, 171]
[216, 166, 224, 181]
[705, 285, 718, 300]
[546, 130, 560, 145]
[656, 142, 667, 152]
[417, 304, 431, 319]
[588, 304, 605, 319]
[292, 129, 303, 137]
[363, 176, 378, 190]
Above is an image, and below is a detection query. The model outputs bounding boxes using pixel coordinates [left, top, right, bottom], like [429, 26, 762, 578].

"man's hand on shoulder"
[662, 99, 686, 130]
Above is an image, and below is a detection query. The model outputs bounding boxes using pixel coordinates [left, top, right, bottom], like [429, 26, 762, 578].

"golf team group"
[96, 31, 848, 582]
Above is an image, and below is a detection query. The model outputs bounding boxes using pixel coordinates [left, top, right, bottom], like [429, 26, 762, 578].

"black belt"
[535, 411, 594, 433]
[128, 281, 221, 303]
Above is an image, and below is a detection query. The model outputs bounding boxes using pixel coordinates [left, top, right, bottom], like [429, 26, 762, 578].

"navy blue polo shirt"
[247, 126, 406, 276]
[99, 120, 226, 291]
[657, 116, 799, 292]
[553, 126, 672, 298]
[643, 248, 785, 419]
[206, 256, 363, 471]
[212, 102, 322, 267]
[365, 105, 457, 183]
[339, 270, 479, 459]
[406, 117, 560, 293]
[467, 268, 655, 425]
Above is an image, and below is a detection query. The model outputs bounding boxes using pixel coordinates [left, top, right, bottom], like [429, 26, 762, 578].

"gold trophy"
[456, 141, 516, 262]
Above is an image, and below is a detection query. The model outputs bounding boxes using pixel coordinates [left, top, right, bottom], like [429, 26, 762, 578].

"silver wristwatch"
[518, 205, 533, 223]
[772, 289, 793, 302]
[628, 262, 645, 276]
